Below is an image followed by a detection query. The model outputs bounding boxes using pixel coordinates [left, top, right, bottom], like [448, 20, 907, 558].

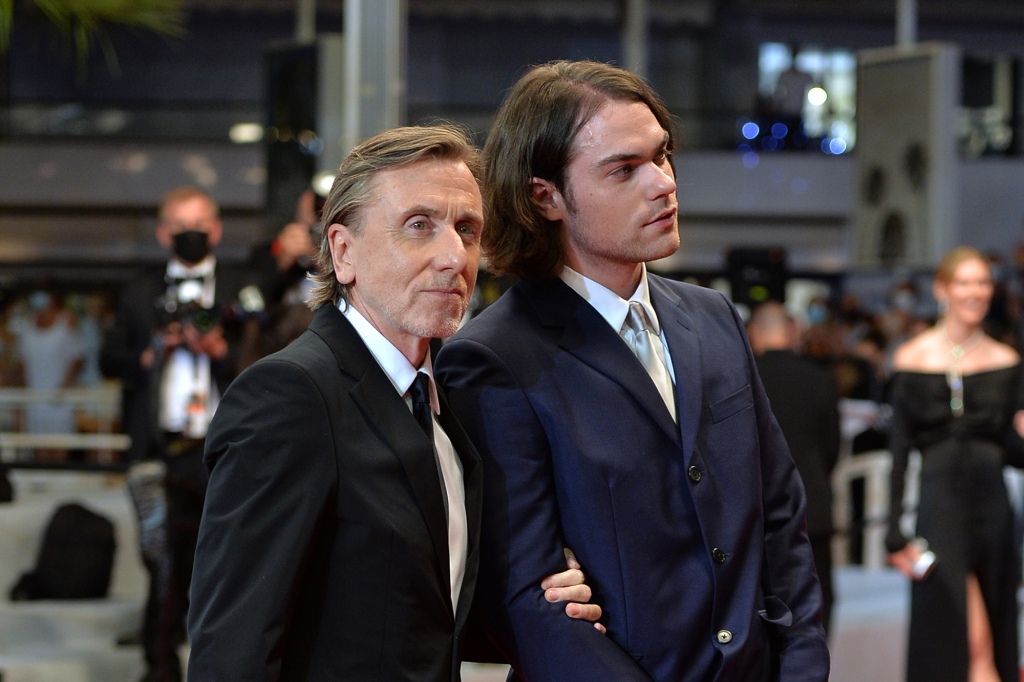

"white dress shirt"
[159, 256, 220, 436]
[341, 302, 468, 609]
[560, 264, 677, 420]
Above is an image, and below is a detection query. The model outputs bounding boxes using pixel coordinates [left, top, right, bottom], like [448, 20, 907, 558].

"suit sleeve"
[187, 358, 336, 682]
[731, 301, 829, 680]
[437, 338, 652, 682]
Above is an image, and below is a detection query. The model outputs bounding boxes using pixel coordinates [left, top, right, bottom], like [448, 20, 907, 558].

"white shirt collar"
[340, 302, 439, 415]
[166, 255, 216, 280]
[559, 264, 660, 334]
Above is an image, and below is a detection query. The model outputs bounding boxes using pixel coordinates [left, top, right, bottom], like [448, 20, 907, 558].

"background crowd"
[4, 236, 1024, 462]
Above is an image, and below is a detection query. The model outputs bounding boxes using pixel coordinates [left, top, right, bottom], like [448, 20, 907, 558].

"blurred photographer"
[238, 188, 322, 370]
[101, 186, 251, 682]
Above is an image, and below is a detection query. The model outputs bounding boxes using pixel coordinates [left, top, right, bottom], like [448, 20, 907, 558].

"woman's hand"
[888, 543, 922, 580]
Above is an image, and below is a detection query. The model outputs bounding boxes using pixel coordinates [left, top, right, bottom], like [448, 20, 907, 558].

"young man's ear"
[327, 223, 355, 285]
[530, 177, 566, 222]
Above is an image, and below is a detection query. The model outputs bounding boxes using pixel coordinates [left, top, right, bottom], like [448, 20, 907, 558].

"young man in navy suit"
[187, 124, 599, 681]
[436, 61, 830, 681]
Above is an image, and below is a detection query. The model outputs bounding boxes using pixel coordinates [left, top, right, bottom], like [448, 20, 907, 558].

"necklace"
[943, 325, 982, 417]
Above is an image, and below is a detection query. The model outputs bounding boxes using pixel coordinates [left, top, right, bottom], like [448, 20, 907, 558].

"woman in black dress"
[887, 246, 1021, 682]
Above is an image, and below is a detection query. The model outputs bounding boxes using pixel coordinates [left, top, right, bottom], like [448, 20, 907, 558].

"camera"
[164, 299, 220, 334]
[155, 281, 221, 335]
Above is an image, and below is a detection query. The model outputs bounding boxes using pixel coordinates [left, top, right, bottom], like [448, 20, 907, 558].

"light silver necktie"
[622, 302, 677, 421]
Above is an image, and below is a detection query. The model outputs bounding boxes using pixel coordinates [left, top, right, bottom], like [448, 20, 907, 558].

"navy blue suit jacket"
[436, 275, 828, 681]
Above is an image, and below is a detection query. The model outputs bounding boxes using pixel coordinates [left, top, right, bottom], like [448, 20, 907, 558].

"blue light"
[771, 122, 788, 139]
[737, 143, 753, 153]
[829, 138, 848, 154]
[742, 152, 760, 169]
[762, 136, 780, 152]
[821, 138, 833, 154]
[742, 122, 760, 140]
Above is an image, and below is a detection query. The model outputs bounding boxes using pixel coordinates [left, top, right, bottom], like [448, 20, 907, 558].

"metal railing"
[0, 386, 130, 466]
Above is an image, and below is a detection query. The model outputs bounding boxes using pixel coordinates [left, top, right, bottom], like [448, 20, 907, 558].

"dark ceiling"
[176, 0, 1024, 27]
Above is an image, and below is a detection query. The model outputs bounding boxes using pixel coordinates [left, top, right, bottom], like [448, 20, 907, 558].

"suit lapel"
[649, 276, 703, 466]
[308, 306, 452, 607]
[437, 386, 482, 626]
[520, 278, 679, 444]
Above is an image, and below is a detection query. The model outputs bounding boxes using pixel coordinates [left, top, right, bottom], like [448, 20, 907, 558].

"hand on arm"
[437, 338, 650, 681]
[540, 548, 606, 633]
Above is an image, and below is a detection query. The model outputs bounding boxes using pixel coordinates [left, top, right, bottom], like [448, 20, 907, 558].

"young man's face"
[539, 99, 680, 290]
[328, 157, 483, 361]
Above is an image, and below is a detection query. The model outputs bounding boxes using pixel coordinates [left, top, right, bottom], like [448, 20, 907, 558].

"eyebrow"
[404, 204, 483, 224]
[595, 131, 671, 168]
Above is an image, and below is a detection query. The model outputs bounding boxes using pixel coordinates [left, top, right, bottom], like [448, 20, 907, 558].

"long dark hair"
[482, 60, 677, 279]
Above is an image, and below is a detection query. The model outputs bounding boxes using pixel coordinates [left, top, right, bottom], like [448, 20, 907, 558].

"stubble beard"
[395, 292, 470, 341]
[566, 215, 680, 269]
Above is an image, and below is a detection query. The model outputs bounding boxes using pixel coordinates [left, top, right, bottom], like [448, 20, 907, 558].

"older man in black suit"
[186, 124, 598, 681]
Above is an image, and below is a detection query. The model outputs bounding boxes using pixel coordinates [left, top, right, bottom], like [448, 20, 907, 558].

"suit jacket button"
[688, 465, 702, 482]
[717, 629, 733, 644]
[712, 548, 727, 563]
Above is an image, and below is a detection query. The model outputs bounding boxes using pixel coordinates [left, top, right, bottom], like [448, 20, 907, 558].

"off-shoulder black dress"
[887, 365, 1021, 682]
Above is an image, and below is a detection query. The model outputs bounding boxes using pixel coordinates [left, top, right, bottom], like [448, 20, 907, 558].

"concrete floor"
[0, 470, 1020, 682]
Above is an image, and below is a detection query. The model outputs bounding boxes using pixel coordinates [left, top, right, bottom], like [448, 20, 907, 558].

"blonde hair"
[934, 246, 990, 285]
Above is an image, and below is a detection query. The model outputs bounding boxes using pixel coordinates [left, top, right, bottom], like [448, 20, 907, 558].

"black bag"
[9, 502, 116, 600]
[0, 466, 11, 503]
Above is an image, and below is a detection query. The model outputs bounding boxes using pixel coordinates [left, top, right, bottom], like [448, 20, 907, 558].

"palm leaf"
[1, 0, 184, 75]
[0, 0, 12, 52]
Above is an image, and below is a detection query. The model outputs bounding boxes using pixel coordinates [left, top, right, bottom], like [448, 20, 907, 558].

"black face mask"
[172, 230, 211, 265]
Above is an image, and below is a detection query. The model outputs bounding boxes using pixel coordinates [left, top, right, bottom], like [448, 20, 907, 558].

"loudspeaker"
[854, 43, 961, 267]
[263, 36, 344, 237]
[726, 247, 787, 306]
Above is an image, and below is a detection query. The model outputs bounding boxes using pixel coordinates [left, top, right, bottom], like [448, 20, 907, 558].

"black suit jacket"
[187, 304, 484, 681]
[99, 261, 252, 461]
[753, 350, 840, 539]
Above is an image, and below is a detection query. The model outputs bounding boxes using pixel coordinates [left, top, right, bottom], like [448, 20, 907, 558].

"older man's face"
[328, 157, 483, 360]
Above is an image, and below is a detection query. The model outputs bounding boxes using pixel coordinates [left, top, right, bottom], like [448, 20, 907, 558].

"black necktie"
[409, 373, 434, 440]
[410, 373, 448, 518]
